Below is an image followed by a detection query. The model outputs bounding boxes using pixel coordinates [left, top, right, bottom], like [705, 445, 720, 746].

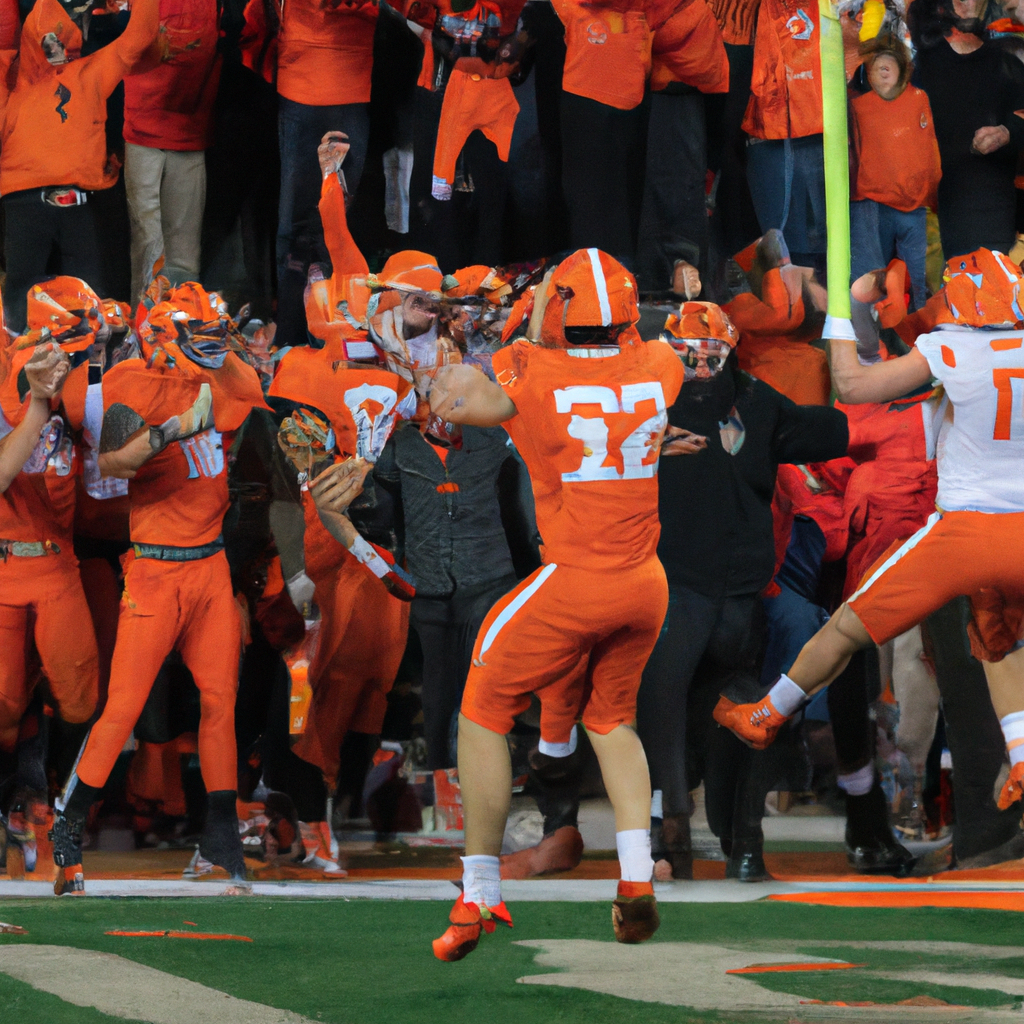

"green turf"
[1, 898, 1022, 1023]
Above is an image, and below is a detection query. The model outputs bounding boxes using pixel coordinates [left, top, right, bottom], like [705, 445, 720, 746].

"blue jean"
[850, 199, 928, 312]
[746, 134, 826, 259]
[276, 96, 370, 349]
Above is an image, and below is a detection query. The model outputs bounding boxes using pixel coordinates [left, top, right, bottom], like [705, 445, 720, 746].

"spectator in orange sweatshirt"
[0, 0, 160, 331]
[849, 34, 941, 315]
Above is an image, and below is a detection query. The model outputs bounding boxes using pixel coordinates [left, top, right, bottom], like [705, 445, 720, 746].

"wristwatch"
[148, 425, 167, 453]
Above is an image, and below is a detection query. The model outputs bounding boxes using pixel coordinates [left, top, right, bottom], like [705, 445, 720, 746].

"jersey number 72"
[554, 382, 668, 482]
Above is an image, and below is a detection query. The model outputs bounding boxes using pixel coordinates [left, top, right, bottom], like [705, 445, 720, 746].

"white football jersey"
[915, 327, 1024, 512]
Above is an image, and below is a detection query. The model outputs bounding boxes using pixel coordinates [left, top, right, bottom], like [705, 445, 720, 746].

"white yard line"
[0, 945, 318, 1023]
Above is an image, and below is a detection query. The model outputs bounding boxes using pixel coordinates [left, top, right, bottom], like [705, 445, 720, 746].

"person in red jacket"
[0, 0, 160, 331]
[123, 0, 221, 304]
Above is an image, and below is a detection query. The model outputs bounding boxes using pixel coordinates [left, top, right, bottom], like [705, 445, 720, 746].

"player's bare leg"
[984, 647, 1024, 809]
[715, 605, 872, 748]
[587, 724, 659, 943]
[433, 715, 513, 962]
[458, 715, 513, 856]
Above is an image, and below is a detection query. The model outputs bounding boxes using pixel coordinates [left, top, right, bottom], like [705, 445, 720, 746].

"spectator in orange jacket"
[0, 0, 160, 331]
[273, 0, 378, 350]
[743, 0, 827, 278]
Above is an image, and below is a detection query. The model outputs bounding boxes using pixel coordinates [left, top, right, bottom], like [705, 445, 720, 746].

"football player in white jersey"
[715, 248, 1024, 813]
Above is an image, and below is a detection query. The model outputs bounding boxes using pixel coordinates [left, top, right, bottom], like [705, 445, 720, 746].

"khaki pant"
[124, 142, 206, 304]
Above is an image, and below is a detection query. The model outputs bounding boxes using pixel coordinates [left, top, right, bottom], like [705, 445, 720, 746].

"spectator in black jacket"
[374, 422, 536, 771]
[910, 0, 1024, 257]
[635, 301, 849, 881]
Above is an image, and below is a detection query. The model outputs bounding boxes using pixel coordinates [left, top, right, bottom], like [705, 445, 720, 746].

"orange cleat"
[432, 893, 513, 962]
[612, 881, 659, 944]
[713, 695, 790, 750]
[998, 761, 1024, 810]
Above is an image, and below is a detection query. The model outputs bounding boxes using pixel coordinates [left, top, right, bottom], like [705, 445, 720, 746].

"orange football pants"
[0, 553, 98, 751]
[849, 510, 1024, 659]
[461, 558, 669, 741]
[76, 552, 241, 793]
[293, 552, 408, 782]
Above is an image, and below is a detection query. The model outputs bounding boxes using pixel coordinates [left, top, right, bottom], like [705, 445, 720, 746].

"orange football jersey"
[103, 350, 262, 547]
[493, 339, 684, 571]
[270, 347, 413, 462]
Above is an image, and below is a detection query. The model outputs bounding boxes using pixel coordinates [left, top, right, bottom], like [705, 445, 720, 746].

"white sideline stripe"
[479, 563, 557, 656]
[848, 511, 942, 603]
[3, 877, 1024, 902]
[586, 248, 612, 326]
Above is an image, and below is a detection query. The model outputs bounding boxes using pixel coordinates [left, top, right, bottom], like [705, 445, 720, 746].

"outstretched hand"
[661, 425, 708, 456]
[24, 343, 69, 401]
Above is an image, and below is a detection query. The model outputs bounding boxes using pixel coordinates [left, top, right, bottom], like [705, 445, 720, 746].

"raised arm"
[317, 132, 369, 278]
[428, 363, 517, 427]
[89, 0, 161, 98]
[826, 336, 932, 404]
[0, 345, 69, 492]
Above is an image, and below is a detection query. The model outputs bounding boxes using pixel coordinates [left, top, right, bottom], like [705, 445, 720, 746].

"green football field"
[2, 897, 1024, 1023]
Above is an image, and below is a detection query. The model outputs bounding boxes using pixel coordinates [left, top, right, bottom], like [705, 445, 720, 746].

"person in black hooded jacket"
[635, 300, 848, 881]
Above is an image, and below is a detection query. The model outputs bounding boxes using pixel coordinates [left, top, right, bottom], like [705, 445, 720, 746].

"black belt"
[132, 536, 224, 562]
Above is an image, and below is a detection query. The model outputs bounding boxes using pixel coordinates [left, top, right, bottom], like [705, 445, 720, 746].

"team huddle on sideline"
[2, 128, 1024, 961]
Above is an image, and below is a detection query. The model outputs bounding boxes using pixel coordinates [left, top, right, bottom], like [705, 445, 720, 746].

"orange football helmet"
[540, 248, 640, 348]
[938, 249, 1024, 327]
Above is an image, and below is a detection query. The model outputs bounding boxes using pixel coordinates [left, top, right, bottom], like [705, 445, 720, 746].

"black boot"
[845, 783, 915, 876]
[50, 776, 101, 896]
[725, 836, 770, 882]
[198, 790, 247, 882]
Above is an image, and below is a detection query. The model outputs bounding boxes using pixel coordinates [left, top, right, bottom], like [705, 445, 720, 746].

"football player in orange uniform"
[0, 334, 94, 752]
[267, 130, 416, 818]
[426, 248, 705, 961]
[715, 250, 1024, 825]
[0, 277, 131, 758]
[49, 283, 266, 895]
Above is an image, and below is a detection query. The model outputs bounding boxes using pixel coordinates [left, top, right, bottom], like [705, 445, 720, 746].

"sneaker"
[713, 695, 790, 750]
[432, 893, 512, 962]
[612, 881, 659, 944]
[183, 848, 214, 878]
[54, 864, 85, 896]
[298, 821, 347, 877]
[998, 761, 1024, 810]
[49, 811, 85, 896]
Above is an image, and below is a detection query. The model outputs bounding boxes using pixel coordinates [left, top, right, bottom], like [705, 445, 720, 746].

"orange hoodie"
[0, 0, 160, 194]
[552, 0, 654, 110]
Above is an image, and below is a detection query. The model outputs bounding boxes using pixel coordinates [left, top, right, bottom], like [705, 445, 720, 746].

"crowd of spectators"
[3, 0, 1024, 885]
